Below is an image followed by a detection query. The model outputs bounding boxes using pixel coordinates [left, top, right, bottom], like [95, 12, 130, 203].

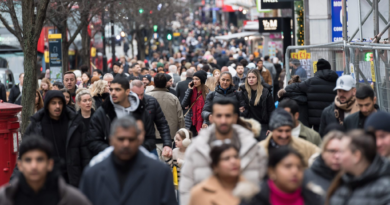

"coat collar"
[200, 175, 243, 205]
[150, 87, 169, 92]
[298, 122, 309, 140]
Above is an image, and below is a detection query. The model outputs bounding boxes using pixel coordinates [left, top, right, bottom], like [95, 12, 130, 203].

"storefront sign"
[290, 50, 313, 78]
[259, 17, 282, 32]
[258, 0, 292, 9]
[331, 0, 346, 42]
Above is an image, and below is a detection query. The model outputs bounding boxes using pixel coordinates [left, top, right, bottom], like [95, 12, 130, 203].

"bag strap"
[184, 94, 202, 117]
[15, 92, 22, 103]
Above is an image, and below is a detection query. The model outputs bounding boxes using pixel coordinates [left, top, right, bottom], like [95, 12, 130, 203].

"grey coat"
[329, 155, 390, 205]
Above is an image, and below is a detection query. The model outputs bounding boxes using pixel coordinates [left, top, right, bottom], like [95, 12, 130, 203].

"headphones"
[179, 128, 192, 147]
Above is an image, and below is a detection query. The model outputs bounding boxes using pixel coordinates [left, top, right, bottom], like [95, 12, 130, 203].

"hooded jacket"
[88, 92, 155, 155]
[23, 90, 87, 187]
[329, 155, 390, 205]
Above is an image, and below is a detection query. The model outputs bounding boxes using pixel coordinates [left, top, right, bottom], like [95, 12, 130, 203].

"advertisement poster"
[290, 50, 312, 78]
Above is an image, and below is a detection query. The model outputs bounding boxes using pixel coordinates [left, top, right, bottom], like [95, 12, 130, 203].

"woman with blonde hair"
[205, 76, 217, 91]
[39, 78, 52, 99]
[212, 69, 221, 81]
[240, 69, 275, 140]
[89, 80, 109, 109]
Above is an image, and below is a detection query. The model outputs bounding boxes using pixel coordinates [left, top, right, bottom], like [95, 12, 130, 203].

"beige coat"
[148, 88, 184, 139]
[179, 124, 268, 205]
[259, 133, 320, 167]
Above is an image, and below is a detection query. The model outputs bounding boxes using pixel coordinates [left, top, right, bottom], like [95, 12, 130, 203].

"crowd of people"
[1, 36, 390, 205]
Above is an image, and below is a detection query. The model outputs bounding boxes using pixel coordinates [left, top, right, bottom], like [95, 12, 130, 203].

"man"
[180, 98, 268, 205]
[63, 71, 77, 102]
[257, 60, 272, 86]
[263, 55, 276, 80]
[0, 80, 6, 102]
[141, 68, 149, 76]
[8, 73, 24, 104]
[148, 74, 184, 159]
[169, 65, 181, 86]
[0, 137, 91, 205]
[319, 75, 359, 136]
[151, 61, 157, 71]
[278, 99, 322, 146]
[119, 56, 129, 74]
[157, 62, 165, 73]
[284, 58, 339, 132]
[232, 63, 246, 90]
[23, 90, 86, 187]
[165, 74, 177, 96]
[92, 69, 103, 78]
[344, 85, 378, 131]
[103, 73, 114, 87]
[80, 116, 177, 205]
[259, 108, 319, 165]
[221, 66, 229, 73]
[131, 80, 172, 157]
[365, 112, 390, 158]
[52, 81, 64, 90]
[88, 77, 155, 156]
[111, 62, 122, 77]
[128, 63, 141, 80]
[176, 69, 194, 110]
[290, 59, 307, 80]
[216, 51, 229, 68]
[196, 63, 203, 72]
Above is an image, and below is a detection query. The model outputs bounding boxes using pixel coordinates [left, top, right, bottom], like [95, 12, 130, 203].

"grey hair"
[103, 73, 114, 79]
[130, 80, 144, 89]
[186, 69, 194, 77]
[169, 65, 177, 73]
[110, 116, 141, 137]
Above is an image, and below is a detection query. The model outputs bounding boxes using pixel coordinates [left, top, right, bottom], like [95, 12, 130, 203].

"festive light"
[295, 0, 304, 45]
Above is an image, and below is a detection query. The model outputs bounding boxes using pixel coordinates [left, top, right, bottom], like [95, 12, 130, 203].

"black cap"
[193, 70, 207, 84]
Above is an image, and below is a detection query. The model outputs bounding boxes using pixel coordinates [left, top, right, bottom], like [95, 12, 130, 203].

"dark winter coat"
[143, 94, 171, 148]
[319, 102, 338, 137]
[79, 151, 177, 205]
[201, 86, 245, 125]
[240, 85, 275, 124]
[329, 155, 390, 205]
[284, 69, 338, 128]
[8, 84, 21, 104]
[281, 83, 309, 127]
[93, 93, 109, 110]
[176, 77, 193, 110]
[76, 110, 94, 168]
[233, 74, 246, 91]
[0, 82, 6, 102]
[343, 105, 379, 132]
[182, 88, 198, 129]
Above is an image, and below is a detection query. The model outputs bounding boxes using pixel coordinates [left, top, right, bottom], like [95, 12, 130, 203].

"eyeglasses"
[210, 139, 231, 147]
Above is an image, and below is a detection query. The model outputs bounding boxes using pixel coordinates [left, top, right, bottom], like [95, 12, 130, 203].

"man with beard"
[131, 80, 172, 157]
[319, 75, 359, 136]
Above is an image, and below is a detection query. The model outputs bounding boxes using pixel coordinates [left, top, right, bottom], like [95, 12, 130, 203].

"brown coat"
[259, 133, 320, 167]
[260, 67, 272, 86]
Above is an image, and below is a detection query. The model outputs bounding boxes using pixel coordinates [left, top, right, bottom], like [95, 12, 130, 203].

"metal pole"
[358, 0, 363, 41]
[342, 0, 348, 41]
[374, 49, 382, 108]
[110, 5, 116, 66]
[373, 0, 379, 36]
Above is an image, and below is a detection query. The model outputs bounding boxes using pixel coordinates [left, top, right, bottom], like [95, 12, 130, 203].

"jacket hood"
[342, 155, 390, 187]
[314, 69, 339, 82]
[311, 155, 338, 181]
[109, 91, 140, 112]
[43, 90, 67, 118]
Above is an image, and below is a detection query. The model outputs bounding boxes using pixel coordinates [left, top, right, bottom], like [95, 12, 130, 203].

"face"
[45, 70, 50, 78]
[211, 104, 238, 135]
[193, 76, 201, 88]
[213, 148, 241, 178]
[272, 126, 292, 146]
[113, 65, 120, 73]
[110, 83, 130, 104]
[134, 65, 141, 74]
[35, 92, 39, 105]
[82, 73, 89, 82]
[214, 71, 220, 79]
[247, 73, 258, 86]
[48, 97, 63, 120]
[174, 134, 184, 149]
[77, 77, 82, 84]
[376, 130, 390, 157]
[78, 94, 92, 112]
[19, 74, 24, 86]
[219, 74, 232, 90]
[120, 57, 126, 64]
[17, 150, 53, 183]
[141, 69, 149, 75]
[41, 83, 48, 91]
[103, 76, 114, 87]
[111, 127, 140, 161]
[64, 74, 76, 90]
[357, 97, 376, 117]
[337, 89, 355, 104]
[268, 154, 304, 193]
[339, 138, 357, 173]
[236, 66, 244, 75]
[257, 61, 263, 69]
[131, 86, 145, 100]
[93, 71, 99, 77]
[166, 79, 173, 88]
[63, 92, 70, 105]
[322, 139, 342, 171]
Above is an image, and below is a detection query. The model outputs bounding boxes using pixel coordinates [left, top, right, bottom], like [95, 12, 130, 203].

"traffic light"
[365, 52, 373, 61]
[153, 25, 158, 32]
[166, 29, 173, 41]
[139, 8, 144, 14]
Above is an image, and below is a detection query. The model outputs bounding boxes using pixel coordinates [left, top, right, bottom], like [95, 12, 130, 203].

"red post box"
[0, 103, 22, 186]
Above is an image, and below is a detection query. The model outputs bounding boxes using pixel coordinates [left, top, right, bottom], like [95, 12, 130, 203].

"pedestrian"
[130, 80, 172, 156]
[89, 80, 109, 109]
[327, 130, 390, 205]
[157, 62, 165, 73]
[205, 76, 217, 92]
[80, 116, 178, 205]
[34, 90, 44, 114]
[22, 90, 87, 187]
[60, 88, 75, 112]
[169, 65, 181, 86]
[202, 71, 245, 126]
[273, 57, 282, 98]
[176, 69, 194, 110]
[319, 75, 359, 136]
[92, 69, 103, 78]
[284, 59, 339, 132]
[278, 99, 322, 146]
[52, 81, 64, 90]
[232, 63, 246, 90]
[212, 69, 221, 81]
[63, 71, 77, 102]
[0, 136, 91, 205]
[247, 147, 321, 205]
[259, 108, 319, 166]
[256, 60, 272, 86]
[240, 69, 275, 140]
[165, 74, 177, 96]
[128, 63, 142, 80]
[88, 77, 154, 156]
[263, 55, 277, 81]
[8, 73, 24, 105]
[344, 85, 378, 131]
[142, 74, 155, 93]
[81, 72, 91, 88]
[365, 112, 390, 159]
[188, 143, 258, 205]
[181, 70, 209, 135]
[103, 73, 114, 87]
[148, 74, 184, 159]
[39, 78, 51, 100]
[289, 59, 307, 81]
[179, 98, 268, 205]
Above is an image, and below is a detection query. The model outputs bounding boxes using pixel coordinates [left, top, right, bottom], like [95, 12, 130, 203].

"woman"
[89, 80, 109, 109]
[39, 78, 52, 99]
[81, 72, 91, 88]
[202, 72, 245, 127]
[205, 76, 217, 92]
[240, 69, 275, 140]
[179, 66, 187, 76]
[248, 147, 321, 205]
[34, 90, 44, 113]
[181, 70, 209, 136]
[189, 143, 257, 205]
[60, 88, 75, 112]
[75, 88, 95, 168]
[213, 69, 221, 81]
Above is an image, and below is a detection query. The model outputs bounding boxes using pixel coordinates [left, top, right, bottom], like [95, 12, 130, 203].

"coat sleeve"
[201, 92, 214, 125]
[160, 165, 179, 205]
[181, 88, 193, 108]
[8, 86, 16, 103]
[318, 108, 328, 137]
[265, 72, 272, 86]
[179, 145, 196, 205]
[240, 91, 249, 117]
[153, 99, 172, 147]
[88, 112, 109, 156]
[176, 98, 185, 130]
[79, 122, 92, 169]
[0, 83, 6, 102]
[79, 168, 94, 203]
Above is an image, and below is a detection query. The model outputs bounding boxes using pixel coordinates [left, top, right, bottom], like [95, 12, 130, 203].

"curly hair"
[89, 80, 108, 97]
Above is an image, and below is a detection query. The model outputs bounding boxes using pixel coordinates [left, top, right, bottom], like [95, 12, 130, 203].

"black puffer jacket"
[143, 94, 171, 148]
[201, 86, 245, 125]
[88, 93, 155, 155]
[284, 69, 338, 128]
[240, 85, 275, 124]
[76, 109, 94, 168]
[319, 102, 338, 136]
[281, 83, 309, 127]
[329, 155, 390, 205]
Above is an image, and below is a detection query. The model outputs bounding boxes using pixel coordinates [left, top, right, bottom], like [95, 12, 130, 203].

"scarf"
[334, 96, 359, 125]
[268, 180, 304, 205]
[191, 89, 205, 132]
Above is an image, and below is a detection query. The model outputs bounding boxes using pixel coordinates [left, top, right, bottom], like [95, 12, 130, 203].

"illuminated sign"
[259, 17, 283, 32]
[259, 0, 292, 9]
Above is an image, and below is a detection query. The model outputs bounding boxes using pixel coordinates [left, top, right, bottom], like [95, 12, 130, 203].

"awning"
[215, 32, 260, 40]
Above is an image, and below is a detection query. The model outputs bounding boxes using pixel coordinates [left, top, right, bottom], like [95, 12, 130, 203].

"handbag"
[184, 94, 201, 117]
